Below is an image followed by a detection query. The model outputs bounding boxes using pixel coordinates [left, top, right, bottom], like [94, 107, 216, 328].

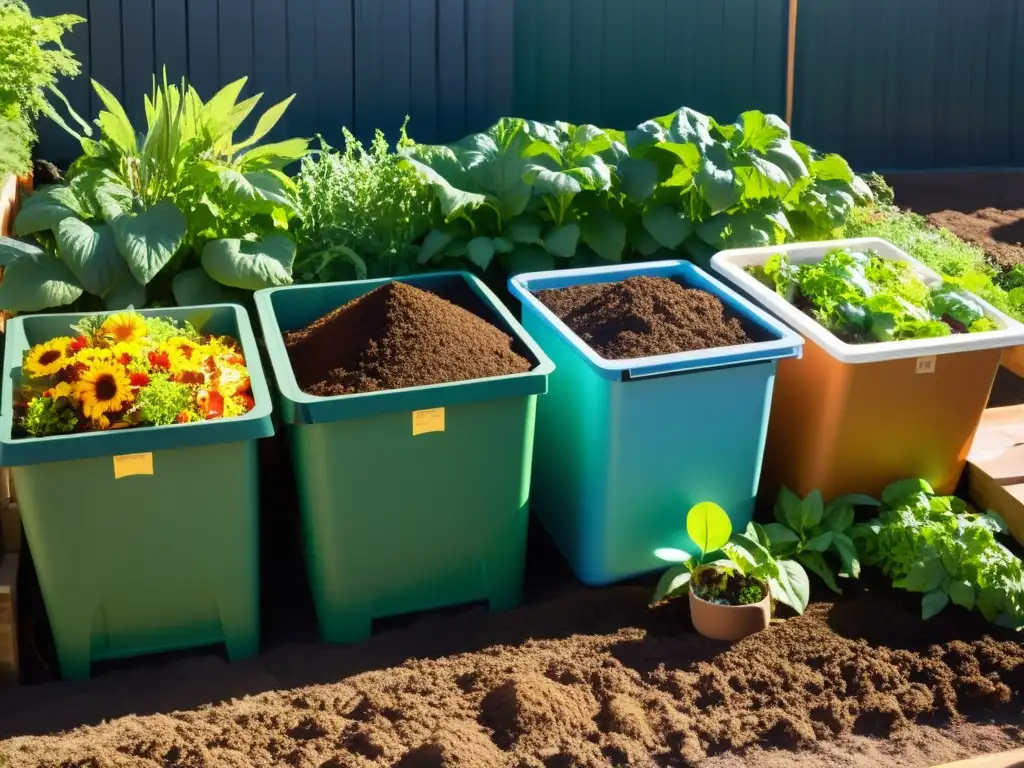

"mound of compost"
[4, 587, 1020, 768]
[284, 281, 532, 396]
[536, 276, 751, 359]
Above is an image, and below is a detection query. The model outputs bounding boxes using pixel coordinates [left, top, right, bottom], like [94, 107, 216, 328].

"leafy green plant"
[853, 479, 1024, 629]
[651, 501, 810, 614]
[752, 247, 1000, 343]
[0, 0, 89, 176]
[293, 120, 433, 281]
[3, 72, 309, 312]
[763, 487, 879, 593]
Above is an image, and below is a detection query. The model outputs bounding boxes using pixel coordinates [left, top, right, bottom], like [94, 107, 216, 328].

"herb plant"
[3, 72, 309, 312]
[0, 0, 88, 177]
[651, 501, 810, 614]
[853, 479, 1024, 629]
[752, 247, 1000, 343]
[763, 487, 879, 593]
[293, 121, 433, 281]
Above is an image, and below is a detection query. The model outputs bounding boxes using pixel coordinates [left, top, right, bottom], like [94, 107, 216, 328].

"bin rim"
[0, 303, 275, 468]
[508, 259, 804, 381]
[253, 271, 554, 425]
[710, 237, 1024, 364]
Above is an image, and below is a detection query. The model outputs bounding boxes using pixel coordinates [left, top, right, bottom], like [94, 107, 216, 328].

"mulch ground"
[890, 171, 1024, 272]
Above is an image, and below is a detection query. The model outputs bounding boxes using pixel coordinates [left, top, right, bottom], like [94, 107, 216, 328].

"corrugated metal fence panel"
[513, 0, 788, 130]
[793, 0, 1024, 170]
[26, 0, 516, 165]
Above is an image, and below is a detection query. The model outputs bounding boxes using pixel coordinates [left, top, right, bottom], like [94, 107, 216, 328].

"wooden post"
[786, 0, 799, 126]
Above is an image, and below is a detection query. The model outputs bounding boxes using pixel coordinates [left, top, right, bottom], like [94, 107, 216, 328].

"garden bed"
[0, 561, 1020, 768]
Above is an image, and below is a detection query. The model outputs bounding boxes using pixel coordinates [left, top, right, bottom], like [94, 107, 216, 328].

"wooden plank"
[0, 553, 19, 686]
[187, 0, 220, 99]
[966, 404, 1024, 548]
[436, 0, 466, 141]
[121, 0, 155, 126]
[153, 0, 189, 85]
[314, 0, 354, 136]
[252, 0, 290, 142]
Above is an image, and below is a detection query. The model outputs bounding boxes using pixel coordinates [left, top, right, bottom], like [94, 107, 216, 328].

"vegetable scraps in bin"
[749, 247, 1000, 343]
[14, 312, 255, 437]
[284, 281, 532, 396]
[536, 276, 750, 359]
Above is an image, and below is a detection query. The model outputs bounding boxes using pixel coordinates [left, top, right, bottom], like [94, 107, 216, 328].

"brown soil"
[2, 584, 1022, 768]
[284, 281, 532, 396]
[536, 276, 751, 359]
[890, 171, 1024, 272]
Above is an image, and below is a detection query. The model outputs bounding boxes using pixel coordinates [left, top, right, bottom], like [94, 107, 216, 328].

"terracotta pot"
[689, 583, 771, 642]
[1001, 345, 1024, 380]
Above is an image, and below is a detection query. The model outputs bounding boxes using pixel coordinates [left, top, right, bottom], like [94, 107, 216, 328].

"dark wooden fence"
[26, 0, 1024, 170]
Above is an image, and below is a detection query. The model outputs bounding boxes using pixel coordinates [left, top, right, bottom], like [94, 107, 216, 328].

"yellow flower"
[23, 337, 73, 378]
[99, 312, 148, 343]
[50, 382, 76, 402]
[77, 362, 133, 419]
[76, 347, 117, 366]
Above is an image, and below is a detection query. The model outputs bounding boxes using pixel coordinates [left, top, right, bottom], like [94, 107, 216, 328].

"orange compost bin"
[711, 238, 1024, 502]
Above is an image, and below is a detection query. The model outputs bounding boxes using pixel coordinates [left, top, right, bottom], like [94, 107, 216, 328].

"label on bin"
[113, 452, 154, 479]
[915, 355, 936, 374]
[412, 408, 445, 436]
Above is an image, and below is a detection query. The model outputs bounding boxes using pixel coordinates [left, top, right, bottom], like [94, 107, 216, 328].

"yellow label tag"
[412, 408, 445, 436]
[113, 452, 154, 479]
[915, 355, 936, 374]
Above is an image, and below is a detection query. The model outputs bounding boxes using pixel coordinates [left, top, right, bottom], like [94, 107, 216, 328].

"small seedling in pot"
[650, 501, 810, 616]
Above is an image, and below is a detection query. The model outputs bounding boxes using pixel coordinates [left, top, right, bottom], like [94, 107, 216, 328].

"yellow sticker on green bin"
[113, 452, 154, 479]
[412, 408, 445, 436]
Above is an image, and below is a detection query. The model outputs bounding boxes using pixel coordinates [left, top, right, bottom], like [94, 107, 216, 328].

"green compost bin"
[0, 305, 274, 680]
[254, 272, 553, 643]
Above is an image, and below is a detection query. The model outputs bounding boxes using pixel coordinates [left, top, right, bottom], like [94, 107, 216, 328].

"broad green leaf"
[172, 268, 229, 306]
[493, 237, 514, 254]
[663, 107, 715, 147]
[696, 205, 792, 249]
[736, 156, 792, 201]
[656, 141, 702, 168]
[726, 531, 777, 578]
[543, 223, 580, 259]
[406, 156, 489, 220]
[0, 251, 83, 311]
[800, 490, 825, 529]
[238, 138, 311, 171]
[508, 218, 544, 246]
[831, 533, 860, 579]
[418, 229, 454, 264]
[654, 548, 693, 564]
[736, 111, 789, 152]
[617, 156, 660, 203]
[695, 143, 741, 214]
[527, 166, 582, 198]
[803, 532, 833, 552]
[829, 493, 881, 509]
[810, 153, 855, 182]
[218, 169, 298, 215]
[581, 211, 626, 262]
[882, 478, 933, 507]
[904, 558, 946, 593]
[109, 201, 187, 286]
[14, 185, 86, 236]
[91, 79, 138, 154]
[232, 95, 296, 152]
[947, 580, 976, 611]
[775, 486, 804, 530]
[771, 559, 810, 615]
[651, 566, 692, 604]
[0, 237, 46, 266]
[797, 551, 841, 593]
[761, 522, 800, 555]
[922, 589, 950, 620]
[763, 142, 809, 182]
[54, 219, 128, 297]
[201, 234, 295, 290]
[686, 501, 732, 558]
[103, 273, 146, 310]
[505, 245, 555, 275]
[663, 165, 696, 189]
[642, 205, 693, 249]
[632, 228, 662, 258]
[822, 504, 855, 534]
[467, 237, 496, 271]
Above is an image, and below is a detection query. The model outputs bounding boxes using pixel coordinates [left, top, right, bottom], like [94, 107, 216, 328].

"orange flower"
[130, 372, 151, 390]
[70, 335, 89, 352]
[148, 350, 171, 371]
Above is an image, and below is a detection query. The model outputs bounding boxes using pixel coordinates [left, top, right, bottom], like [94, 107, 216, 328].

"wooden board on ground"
[0, 551, 18, 686]
[967, 404, 1024, 547]
[0, 467, 19, 552]
[932, 747, 1024, 768]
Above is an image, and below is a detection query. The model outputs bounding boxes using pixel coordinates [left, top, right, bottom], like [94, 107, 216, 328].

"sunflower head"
[99, 312, 148, 343]
[76, 362, 133, 419]
[23, 337, 74, 378]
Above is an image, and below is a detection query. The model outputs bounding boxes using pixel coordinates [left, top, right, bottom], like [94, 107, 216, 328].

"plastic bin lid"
[710, 237, 1024, 364]
[508, 259, 804, 381]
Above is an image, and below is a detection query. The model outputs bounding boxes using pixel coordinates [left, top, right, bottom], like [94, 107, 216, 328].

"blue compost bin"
[508, 260, 804, 585]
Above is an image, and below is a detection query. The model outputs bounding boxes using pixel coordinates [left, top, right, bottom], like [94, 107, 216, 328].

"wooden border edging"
[931, 748, 1024, 768]
[785, 0, 798, 125]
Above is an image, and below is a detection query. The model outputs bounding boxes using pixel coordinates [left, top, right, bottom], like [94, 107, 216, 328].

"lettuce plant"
[2, 72, 309, 312]
[853, 479, 1024, 629]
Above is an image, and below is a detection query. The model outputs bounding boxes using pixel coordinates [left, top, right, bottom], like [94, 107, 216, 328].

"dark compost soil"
[2, 579, 1021, 768]
[536, 276, 751, 359]
[284, 281, 533, 396]
[890, 171, 1024, 272]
